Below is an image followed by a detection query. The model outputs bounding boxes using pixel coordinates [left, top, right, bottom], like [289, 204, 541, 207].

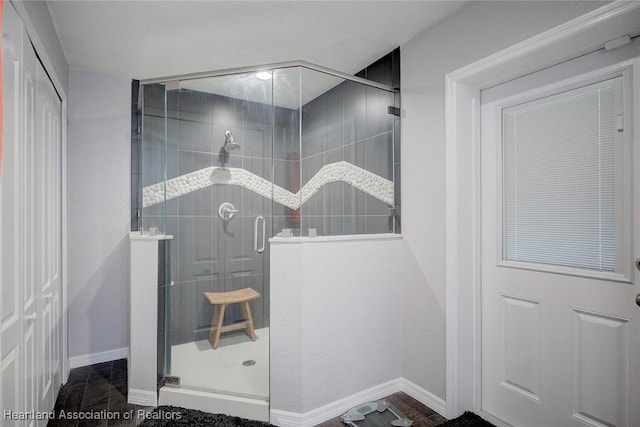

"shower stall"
[136, 61, 398, 419]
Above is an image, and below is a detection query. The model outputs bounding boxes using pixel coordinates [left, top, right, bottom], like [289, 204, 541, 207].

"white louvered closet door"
[481, 61, 640, 427]
[1, 4, 63, 425]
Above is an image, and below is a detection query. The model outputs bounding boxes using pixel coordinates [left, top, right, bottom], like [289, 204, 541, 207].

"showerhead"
[223, 130, 241, 154]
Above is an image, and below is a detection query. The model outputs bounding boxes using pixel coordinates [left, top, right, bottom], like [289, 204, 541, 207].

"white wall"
[270, 236, 403, 416]
[400, 0, 608, 400]
[67, 67, 131, 361]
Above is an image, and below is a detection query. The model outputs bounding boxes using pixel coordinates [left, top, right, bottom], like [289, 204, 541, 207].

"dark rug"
[138, 406, 272, 427]
[138, 406, 495, 427]
[438, 411, 496, 427]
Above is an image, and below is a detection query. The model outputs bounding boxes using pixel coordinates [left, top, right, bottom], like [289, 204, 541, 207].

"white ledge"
[269, 233, 402, 244]
[128, 231, 174, 241]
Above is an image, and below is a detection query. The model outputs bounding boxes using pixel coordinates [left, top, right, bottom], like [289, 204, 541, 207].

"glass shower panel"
[140, 83, 169, 234]
[298, 68, 395, 236]
[272, 67, 302, 237]
[158, 73, 273, 400]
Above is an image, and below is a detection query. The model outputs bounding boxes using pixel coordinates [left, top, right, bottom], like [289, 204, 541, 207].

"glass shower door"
[161, 73, 274, 400]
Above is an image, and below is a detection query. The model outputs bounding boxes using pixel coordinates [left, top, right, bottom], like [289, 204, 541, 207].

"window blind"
[503, 78, 619, 272]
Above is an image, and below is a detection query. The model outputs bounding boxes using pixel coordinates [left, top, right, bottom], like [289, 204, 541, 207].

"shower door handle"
[254, 216, 265, 254]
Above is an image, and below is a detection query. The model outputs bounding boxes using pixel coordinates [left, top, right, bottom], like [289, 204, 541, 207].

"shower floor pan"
[340, 399, 413, 427]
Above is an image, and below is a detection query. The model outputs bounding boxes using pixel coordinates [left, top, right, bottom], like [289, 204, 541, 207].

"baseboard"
[270, 379, 402, 427]
[68, 347, 129, 369]
[270, 410, 305, 427]
[400, 378, 447, 417]
[128, 388, 158, 407]
[479, 411, 513, 427]
[270, 377, 448, 427]
[160, 387, 269, 422]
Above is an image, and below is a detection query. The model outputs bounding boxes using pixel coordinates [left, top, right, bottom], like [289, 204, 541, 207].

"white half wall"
[270, 235, 403, 415]
[400, 0, 608, 400]
[67, 67, 132, 361]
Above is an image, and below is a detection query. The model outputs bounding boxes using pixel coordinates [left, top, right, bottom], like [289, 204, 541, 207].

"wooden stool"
[204, 288, 261, 349]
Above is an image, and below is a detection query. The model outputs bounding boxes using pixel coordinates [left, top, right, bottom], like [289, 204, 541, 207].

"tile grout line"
[80, 365, 91, 412]
[106, 360, 112, 427]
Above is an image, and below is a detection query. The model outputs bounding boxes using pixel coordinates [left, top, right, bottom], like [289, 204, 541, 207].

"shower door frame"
[139, 60, 397, 92]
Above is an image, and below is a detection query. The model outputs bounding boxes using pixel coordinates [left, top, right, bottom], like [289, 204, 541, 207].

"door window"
[501, 77, 630, 276]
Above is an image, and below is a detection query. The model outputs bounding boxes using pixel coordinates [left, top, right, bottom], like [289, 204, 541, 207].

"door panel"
[23, 20, 40, 422]
[51, 85, 62, 399]
[502, 295, 540, 401]
[1, 5, 23, 423]
[481, 62, 639, 426]
[2, 4, 63, 421]
[35, 56, 62, 418]
[24, 320, 36, 427]
[39, 300, 52, 411]
[50, 65, 63, 404]
[1, 348, 20, 426]
[23, 18, 37, 327]
[572, 310, 629, 427]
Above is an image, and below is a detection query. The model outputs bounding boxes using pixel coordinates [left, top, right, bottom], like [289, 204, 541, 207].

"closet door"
[49, 65, 63, 416]
[35, 58, 62, 417]
[1, 7, 25, 425]
[1, 4, 63, 423]
[23, 22, 39, 426]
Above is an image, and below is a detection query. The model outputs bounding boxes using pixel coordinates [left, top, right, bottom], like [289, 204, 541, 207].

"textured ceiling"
[47, 1, 467, 81]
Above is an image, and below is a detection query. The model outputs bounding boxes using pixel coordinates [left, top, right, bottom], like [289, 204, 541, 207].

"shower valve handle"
[218, 202, 238, 221]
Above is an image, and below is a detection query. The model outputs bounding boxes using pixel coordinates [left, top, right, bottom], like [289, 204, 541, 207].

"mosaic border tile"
[143, 161, 393, 210]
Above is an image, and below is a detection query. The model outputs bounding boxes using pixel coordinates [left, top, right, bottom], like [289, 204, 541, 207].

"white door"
[1, 7, 25, 425]
[1, 4, 63, 424]
[481, 59, 640, 426]
[35, 57, 62, 420]
[23, 19, 39, 426]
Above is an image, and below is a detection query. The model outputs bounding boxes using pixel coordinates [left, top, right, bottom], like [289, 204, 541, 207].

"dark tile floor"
[49, 360, 448, 427]
[317, 392, 448, 427]
[47, 359, 152, 427]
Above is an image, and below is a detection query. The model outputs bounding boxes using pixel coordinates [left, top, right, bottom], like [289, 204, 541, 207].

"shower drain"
[242, 360, 256, 367]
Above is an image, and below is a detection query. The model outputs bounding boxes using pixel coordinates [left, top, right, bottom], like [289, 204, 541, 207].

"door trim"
[444, 1, 640, 419]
